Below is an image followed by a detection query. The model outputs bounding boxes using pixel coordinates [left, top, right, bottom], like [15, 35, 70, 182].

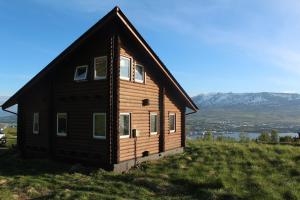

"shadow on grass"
[0, 148, 71, 177]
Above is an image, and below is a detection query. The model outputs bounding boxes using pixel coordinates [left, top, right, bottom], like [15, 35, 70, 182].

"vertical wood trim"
[49, 76, 54, 157]
[113, 35, 120, 164]
[159, 87, 165, 152]
[181, 107, 186, 147]
[107, 35, 114, 165]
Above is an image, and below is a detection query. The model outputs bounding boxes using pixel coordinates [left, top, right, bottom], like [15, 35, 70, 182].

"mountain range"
[187, 92, 300, 133]
[1, 92, 300, 132]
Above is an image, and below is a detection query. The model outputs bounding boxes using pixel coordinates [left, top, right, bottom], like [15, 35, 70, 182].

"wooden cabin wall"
[51, 29, 112, 163]
[164, 92, 182, 150]
[119, 44, 160, 162]
[21, 78, 51, 154]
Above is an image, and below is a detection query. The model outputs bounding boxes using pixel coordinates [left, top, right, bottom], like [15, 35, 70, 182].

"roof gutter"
[0, 105, 17, 116]
[185, 110, 197, 116]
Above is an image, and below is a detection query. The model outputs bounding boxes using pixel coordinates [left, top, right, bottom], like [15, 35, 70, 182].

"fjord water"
[188, 132, 299, 140]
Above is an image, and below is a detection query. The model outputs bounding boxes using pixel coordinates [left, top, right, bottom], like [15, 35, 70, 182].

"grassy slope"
[2, 128, 17, 147]
[0, 140, 300, 200]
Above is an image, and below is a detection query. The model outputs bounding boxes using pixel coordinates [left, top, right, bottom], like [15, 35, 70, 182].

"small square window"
[119, 113, 131, 138]
[57, 113, 67, 136]
[169, 113, 176, 133]
[150, 113, 158, 135]
[33, 112, 39, 134]
[135, 64, 144, 83]
[94, 56, 107, 80]
[74, 65, 88, 81]
[93, 113, 106, 139]
[120, 56, 131, 80]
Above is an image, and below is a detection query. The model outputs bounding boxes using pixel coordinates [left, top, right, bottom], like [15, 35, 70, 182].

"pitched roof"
[2, 6, 198, 112]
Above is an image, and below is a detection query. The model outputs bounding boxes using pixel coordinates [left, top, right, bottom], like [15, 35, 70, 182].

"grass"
[1, 140, 300, 200]
[2, 128, 17, 147]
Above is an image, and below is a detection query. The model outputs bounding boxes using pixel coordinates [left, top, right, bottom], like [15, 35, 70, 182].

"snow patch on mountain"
[193, 92, 300, 107]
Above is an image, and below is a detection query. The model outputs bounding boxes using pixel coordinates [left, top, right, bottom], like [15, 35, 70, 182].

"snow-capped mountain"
[193, 92, 300, 107]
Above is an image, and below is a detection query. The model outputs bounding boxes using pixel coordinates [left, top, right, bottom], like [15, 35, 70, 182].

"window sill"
[93, 136, 106, 139]
[74, 79, 88, 82]
[57, 133, 67, 137]
[120, 135, 130, 139]
[94, 77, 106, 80]
[134, 80, 144, 84]
[120, 77, 130, 81]
[150, 132, 158, 135]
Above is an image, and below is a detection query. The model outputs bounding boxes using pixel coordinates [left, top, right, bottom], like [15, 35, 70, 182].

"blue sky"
[1, 0, 300, 97]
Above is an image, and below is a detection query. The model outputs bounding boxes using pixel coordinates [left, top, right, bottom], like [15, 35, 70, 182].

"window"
[135, 64, 144, 83]
[93, 113, 106, 139]
[169, 113, 176, 133]
[57, 113, 67, 136]
[119, 113, 131, 138]
[33, 112, 39, 134]
[150, 113, 158, 135]
[74, 65, 88, 81]
[120, 56, 131, 80]
[94, 56, 107, 80]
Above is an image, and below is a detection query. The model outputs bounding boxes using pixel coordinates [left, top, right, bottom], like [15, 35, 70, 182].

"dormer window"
[74, 65, 88, 81]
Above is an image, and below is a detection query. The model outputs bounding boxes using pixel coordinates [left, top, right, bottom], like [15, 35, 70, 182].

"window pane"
[33, 113, 39, 133]
[150, 114, 157, 133]
[135, 65, 144, 82]
[75, 66, 87, 80]
[120, 57, 130, 79]
[94, 114, 106, 137]
[169, 114, 175, 131]
[95, 57, 107, 79]
[120, 114, 130, 136]
[57, 114, 67, 135]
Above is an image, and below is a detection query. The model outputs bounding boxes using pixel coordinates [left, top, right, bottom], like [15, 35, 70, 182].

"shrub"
[270, 130, 279, 143]
[257, 132, 271, 143]
[279, 136, 293, 143]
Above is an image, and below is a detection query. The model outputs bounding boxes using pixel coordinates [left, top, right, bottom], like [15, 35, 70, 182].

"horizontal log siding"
[22, 78, 51, 152]
[164, 92, 182, 150]
[119, 46, 160, 161]
[52, 31, 111, 163]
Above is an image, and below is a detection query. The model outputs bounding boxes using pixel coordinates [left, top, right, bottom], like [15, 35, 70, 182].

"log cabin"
[1, 7, 198, 172]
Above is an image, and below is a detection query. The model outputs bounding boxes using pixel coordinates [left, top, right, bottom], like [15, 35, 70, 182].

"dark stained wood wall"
[51, 30, 111, 163]
[21, 78, 51, 154]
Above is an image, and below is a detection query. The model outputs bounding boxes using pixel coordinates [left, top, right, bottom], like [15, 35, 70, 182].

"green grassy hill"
[1, 140, 300, 200]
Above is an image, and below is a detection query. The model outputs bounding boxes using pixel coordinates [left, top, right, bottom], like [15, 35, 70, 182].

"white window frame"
[169, 113, 176, 133]
[74, 65, 88, 81]
[135, 64, 145, 83]
[57, 113, 67, 136]
[150, 112, 158, 135]
[93, 113, 106, 139]
[94, 56, 107, 80]
[120, 56, 131, 81]
[119, 112, 131, 138]
[33, 112, 39, 134]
